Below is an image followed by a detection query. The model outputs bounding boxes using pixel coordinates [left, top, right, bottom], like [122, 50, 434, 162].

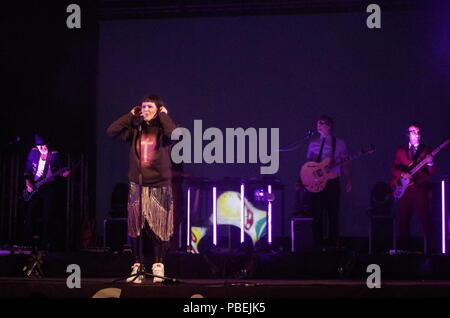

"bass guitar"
[391, 138, 450, 199]
[23, 167, 70, 202]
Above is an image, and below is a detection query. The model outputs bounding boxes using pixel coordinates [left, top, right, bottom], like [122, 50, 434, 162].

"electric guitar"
[23, 167, 70, 202]
[300, 145, 376, 193]
[391, 138, 450, 199]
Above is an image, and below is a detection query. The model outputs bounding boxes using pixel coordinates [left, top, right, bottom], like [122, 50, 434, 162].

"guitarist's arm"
[342, 162, 352, 193]
[25, 178, 34, 193]
[50, 151, 70, 178]
[336, 139, 352, 193]
[106, 111, 135, 142]
[50, 150, 61, 173]
[391, 148, 410, 179]
[423, 150, 437, 175]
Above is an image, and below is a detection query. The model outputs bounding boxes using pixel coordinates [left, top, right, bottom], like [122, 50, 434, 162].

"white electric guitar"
[300, 145, 376, 193]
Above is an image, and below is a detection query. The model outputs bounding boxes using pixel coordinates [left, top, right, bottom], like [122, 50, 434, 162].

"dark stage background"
[1, 1, 99, 248]
[96, 2, 450, 240]
[1, 0, 449, 249]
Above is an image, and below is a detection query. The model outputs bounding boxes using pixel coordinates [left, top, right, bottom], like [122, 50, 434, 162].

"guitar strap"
[316, 136, 336, 162]
[316, 138, 326, 162]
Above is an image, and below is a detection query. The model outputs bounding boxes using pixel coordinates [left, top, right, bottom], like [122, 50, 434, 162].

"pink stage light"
[240, 184, 245, 243]
[213, 186, 217, 246]
[442, 180, 446, 254]
[268, 185, 272, 244]
[187, 187, 191, 247]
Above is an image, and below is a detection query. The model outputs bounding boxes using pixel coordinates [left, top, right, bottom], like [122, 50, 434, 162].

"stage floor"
[2, 249, 450, 299]
[1, 277, 450, 298]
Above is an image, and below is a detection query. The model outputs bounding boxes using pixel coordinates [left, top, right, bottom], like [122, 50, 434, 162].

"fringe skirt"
[127, 182, 173, 241]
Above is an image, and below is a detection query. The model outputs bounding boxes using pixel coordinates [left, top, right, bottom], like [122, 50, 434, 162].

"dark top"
[24, 148, 62, 183]
[107, 112, 177, 187]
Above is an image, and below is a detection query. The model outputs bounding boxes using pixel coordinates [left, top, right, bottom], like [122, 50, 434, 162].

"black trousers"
[24, 185, 55, 250]
[310, 178, 341, 248]
[131, 223, 169, 264]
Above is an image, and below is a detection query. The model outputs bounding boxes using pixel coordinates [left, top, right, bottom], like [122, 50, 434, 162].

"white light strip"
[268, 185, 272, 244]
[187, 187, 191, 247]
[241, 184, 245, 243]
[213, 187, 217, 246]
[442, 180, 446, 254]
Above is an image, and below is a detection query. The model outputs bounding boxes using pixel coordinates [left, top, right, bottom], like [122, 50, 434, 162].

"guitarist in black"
[23, 135, 70, 250]
[305, 115, 352, 250]
[391, 122, 436, 254]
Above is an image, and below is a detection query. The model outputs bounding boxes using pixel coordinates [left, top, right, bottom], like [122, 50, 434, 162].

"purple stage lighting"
[268, 185, 272, 244]
[241, 184, 245, 243]
[442, 180, 446, 254]
[187, 187, 191, 247]
[213, 186, 217, 246]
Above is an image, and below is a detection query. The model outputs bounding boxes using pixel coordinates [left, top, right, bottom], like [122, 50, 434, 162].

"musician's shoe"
[126, 263, 144, 283]
[152, 263, 164, 283]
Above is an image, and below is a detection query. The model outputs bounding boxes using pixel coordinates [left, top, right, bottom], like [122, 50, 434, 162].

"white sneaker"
[126, 263, 144, 283]
[152, 263, 164, 283]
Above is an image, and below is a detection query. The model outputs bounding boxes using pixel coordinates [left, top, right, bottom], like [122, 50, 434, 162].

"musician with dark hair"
[107, 94, 177, 283]
[23, 135, 70, 250]
[391, 122, 436, 254]
[304, 115, 352, 250]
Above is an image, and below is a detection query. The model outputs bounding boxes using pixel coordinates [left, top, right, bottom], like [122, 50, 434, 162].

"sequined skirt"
[127, 182, 173, 241]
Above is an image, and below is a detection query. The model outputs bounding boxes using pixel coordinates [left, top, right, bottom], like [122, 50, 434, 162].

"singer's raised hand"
[131, 106, 141, 116]
[159, 106, 168, 114]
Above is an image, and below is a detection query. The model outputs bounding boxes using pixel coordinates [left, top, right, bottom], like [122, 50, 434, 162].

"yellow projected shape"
[216, 191, 267, 245]
[190, 226, 208, 254]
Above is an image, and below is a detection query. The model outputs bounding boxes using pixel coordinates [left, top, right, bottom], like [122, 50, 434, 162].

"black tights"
[131, 225, 169, 264]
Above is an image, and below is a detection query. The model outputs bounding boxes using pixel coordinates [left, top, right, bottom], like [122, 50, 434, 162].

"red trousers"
[397, 183, 435, 252]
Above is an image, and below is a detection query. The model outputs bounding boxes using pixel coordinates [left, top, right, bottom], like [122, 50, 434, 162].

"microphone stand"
[279, 130, 314, 152]
[23, 237, 44, 278]
[113, 116, 179, 284]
